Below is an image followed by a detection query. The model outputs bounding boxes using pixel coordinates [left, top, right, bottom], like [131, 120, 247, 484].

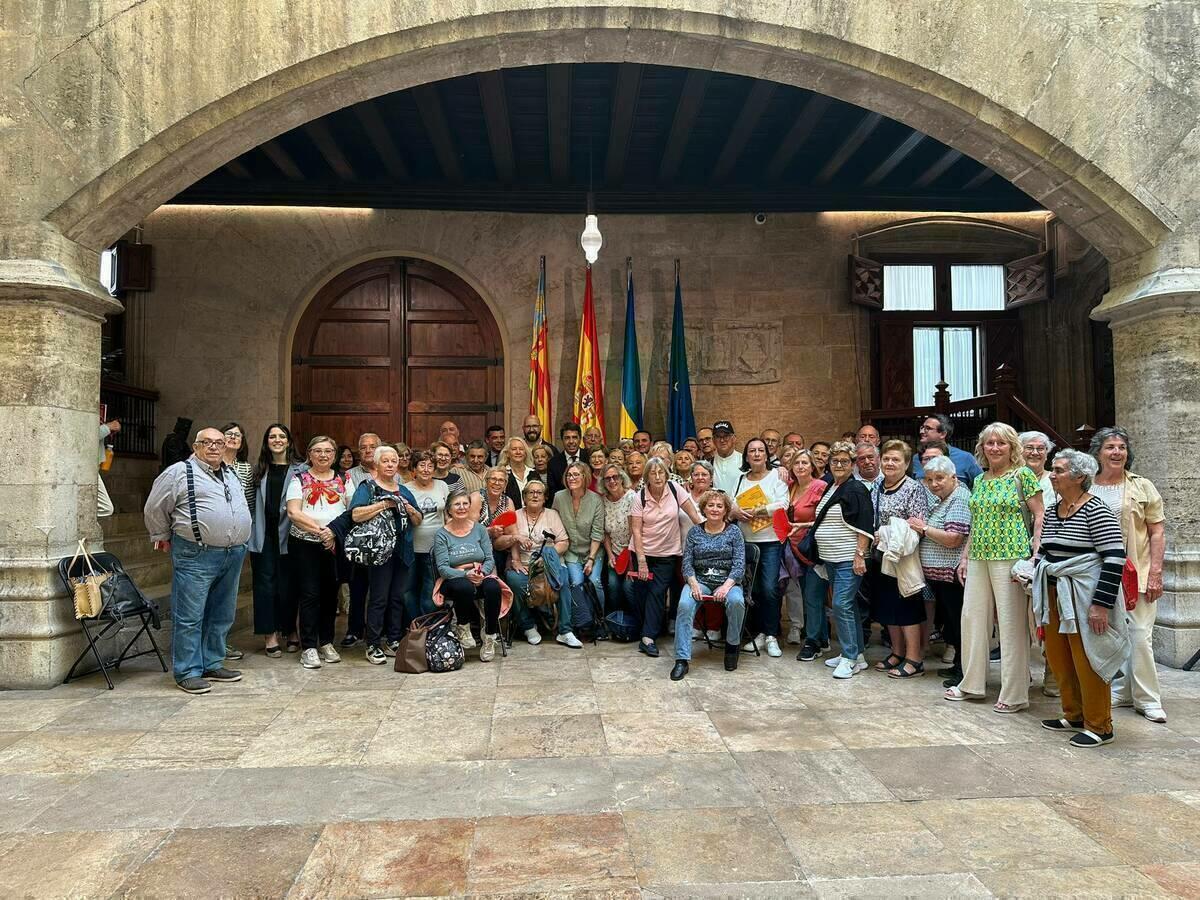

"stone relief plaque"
[683, 319, 781, 385]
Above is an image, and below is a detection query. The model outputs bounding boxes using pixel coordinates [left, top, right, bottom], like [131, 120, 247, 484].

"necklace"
[1060, 493, 1087, 516]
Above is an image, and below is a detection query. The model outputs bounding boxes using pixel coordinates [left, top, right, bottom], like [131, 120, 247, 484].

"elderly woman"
[553, 461, 607, 633]
[349, 445, 423, 664]
[433, 486, 504, 661]
[430, 441, 462, 487]
[531, 444, 553, 488]
[625, 450, 647, 491]
[286, 435, 352, 670]
[869, 439, 931, 677]
[673, 449, 696, 482]
[501, 480, 575, 647]
[501, 436, 540, 507]
[799, 441, 873, 677]
[946, 423, 1044, 711]
[907, 455, 970, 684]
[395, 443, 413, 484]
[607, 447, 626, 469]
[405, 449, 450, 622]
[782, 450, 828, 650]
[601, 463, 637, 616]
[649, 440, 675, 465]
[688, 460, 715, 507]
[631, 457, 703, 657]
[1020, 430, 1057, 506]
[587, 446, 609, 493]
[1033, 449, 1129, 746]
[810, 441, 832, 484]
[249, 423, 303, 656]
[672, 490, 747, 679]
[730, 437, 791, 657]
[1090, 427, 1167, 724]
[471, 465, 514, 575]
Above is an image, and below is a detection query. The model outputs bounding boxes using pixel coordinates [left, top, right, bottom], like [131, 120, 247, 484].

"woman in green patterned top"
[945, 422, 1044, 712]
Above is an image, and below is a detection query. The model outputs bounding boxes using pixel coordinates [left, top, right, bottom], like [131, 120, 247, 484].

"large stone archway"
[3, 1, 1199, 685]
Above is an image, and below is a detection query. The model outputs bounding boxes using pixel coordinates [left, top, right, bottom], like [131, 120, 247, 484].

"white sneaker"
[556, 632, 583, 649]
[524, 627, 542, 646]
[832, 657, 858, 679]
[824, 655, 845, 668]
[319, 643, 341, 664]
[456, 624, 477, 650]
[705, 629, 721, 642]
[300, 648, 322, 669]
[942, 645, 956, 665]
[764, 636, 782, 658]
[787, 625, 803, 645]
[691, 627, 702, 639]
[851, 654, 869, 674]
[479, 633, 499, 662]
[1140, 705, 1167, 723]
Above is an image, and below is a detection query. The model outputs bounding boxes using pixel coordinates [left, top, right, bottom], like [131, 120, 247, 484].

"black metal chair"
[56, 550, 166, 689]
[699, 540, 761, 657]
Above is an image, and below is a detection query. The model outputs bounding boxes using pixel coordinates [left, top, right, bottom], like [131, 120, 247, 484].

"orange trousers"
[1042, 587, 1112, 735]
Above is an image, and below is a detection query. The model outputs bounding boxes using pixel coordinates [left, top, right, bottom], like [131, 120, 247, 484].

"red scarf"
[302, 471, 345, 505]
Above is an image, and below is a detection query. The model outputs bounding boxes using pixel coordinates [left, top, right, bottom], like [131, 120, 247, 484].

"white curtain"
[883, 265, 935, 310]
[951, 265, 1005, 311]
[912, 326, 980, 403]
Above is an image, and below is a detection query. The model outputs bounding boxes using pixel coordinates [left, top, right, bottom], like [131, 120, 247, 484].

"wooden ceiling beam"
[658, 69, 709, 183]
[223, 159, 251, 179]
[477, 71, 515, 183]
[260, 139, 304, 181]
[913, 148, 963, 188]
[763, 94, 830, 181]
[547, 65, 572, 186]
[862, 130, 926, 186]
[412, 84, 464, 183]
[709, 80, 775, 184]
[813, 111, 882, 185]
[304, 119, 357, 181]
[604, 63, 642, 186]
[963, 167, 996, 190]
[352, 100, 409, 180]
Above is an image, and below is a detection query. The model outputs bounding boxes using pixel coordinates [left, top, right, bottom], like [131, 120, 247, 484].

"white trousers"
[1111, 594, 1162, 709]
[784, 578, 804, 629]
[960, 558, 1030, 707]
[97, 474, 114, 518]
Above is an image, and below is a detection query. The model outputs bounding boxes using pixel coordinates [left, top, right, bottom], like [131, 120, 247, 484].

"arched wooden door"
[292, 258, 503, 448]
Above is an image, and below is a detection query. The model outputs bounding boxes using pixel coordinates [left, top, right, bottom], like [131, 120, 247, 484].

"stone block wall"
[131, 207, 1048, 450]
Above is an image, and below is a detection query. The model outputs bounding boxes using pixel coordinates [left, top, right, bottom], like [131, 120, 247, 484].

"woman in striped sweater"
[1034, 449, 1127, 748]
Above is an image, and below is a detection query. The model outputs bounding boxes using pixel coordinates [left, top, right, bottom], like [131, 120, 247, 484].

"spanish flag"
[572, 264, 607, 442]
[528, 256, 552, 432]
[619, 258, 643, 440]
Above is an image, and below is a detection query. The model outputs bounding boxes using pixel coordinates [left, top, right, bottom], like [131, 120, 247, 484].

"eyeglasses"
[195, 439, 226, 449]
[565, 472, 583, 479]
[312, 449, 335, 455]
[603, 474, 622, 482]
[829, 458, 852, 467]
[223, 431, 242, 440]
[1023, 446, 1047, 454]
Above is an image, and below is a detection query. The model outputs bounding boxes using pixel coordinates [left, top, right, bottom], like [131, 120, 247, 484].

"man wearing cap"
[711, 421, 743, 495]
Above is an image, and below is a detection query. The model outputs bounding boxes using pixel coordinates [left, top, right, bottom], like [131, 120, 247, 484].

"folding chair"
[699, 541, 761, 657]
[56, 550, 166, 689]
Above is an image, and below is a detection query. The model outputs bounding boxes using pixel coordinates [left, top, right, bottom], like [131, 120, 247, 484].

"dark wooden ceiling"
[173, 63, 1036, 214]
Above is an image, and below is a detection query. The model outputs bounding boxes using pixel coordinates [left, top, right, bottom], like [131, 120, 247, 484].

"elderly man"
[761, 428, 782, 462]
[583, 425, 604, 453]
[341, 432, 381, 647]
[783, 432, 805, 452]
[696, 426, 716, 462]
[522, 414, 556, 455]
[438, 420, 465, 463]
[145, 427, 252, 694]
[711, 420, 743, 495]
[453, 440, 490, 493]
[485, 425, 506, 466]
[854, 442, 883, 498]
[856, 423, 880, 447]
[911, 414, 982, 488]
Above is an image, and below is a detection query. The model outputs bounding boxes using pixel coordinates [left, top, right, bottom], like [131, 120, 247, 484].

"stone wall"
[133, 207, 1050, 449]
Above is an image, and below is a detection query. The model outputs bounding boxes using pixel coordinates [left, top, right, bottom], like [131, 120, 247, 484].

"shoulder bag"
[344, 482, 400, 566]
[67, 539, 109, 619]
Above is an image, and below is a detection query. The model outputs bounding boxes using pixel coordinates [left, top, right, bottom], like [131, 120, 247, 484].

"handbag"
[344, 483, 400, 566]
[67, 539, 109, 619]
[423, 610, 465, 672]
[795, 486, 841, 566]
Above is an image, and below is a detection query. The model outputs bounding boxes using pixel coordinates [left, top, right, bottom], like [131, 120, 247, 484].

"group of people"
[143, 412, 1170, 747]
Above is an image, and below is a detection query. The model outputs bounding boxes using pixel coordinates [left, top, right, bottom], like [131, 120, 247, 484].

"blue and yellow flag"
[666, 261, 696, 449]
[619, 258, 643, 440]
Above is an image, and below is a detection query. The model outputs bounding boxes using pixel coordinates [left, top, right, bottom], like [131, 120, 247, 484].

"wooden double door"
[291, 258, 503, 449]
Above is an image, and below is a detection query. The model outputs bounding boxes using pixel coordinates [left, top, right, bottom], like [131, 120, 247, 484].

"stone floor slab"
[612, 752, 761, 811]
[807, 871, 992, 898]
[30, 768, 222, 832]
[852, 744, 1035, 801]
[494, 682, 600, 717]
[601, 711, 725, 755]
[488, 713, 606, 758]
[734, 750, 894, 806]
[366, 715, 492, 764]
[0, 828, 166, 899]
[0, 773, 87, 833]
[476, 756, 616, 816]
[1047, 792, 1200, 865]
[0, 730, 147, 775]
[594, 680, 699, 714]
[708, 708, 844, 753]
[1138, 861, 1200, 898]
[157, 693, 288, 732]
[469, 813, 637, 893]
[288, 819, 473, 898]
[981, 863, 1171, 898]
[234, 721, 377, 768]
[623, 806, 802, 886]
[0, 699, 87, 731]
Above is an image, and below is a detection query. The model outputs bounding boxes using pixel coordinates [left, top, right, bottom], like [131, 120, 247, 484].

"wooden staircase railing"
[862, 364, 1096, 454]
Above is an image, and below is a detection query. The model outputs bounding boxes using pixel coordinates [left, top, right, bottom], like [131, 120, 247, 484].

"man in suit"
[547, 421, 583, 499]
[485, 425, 506, 466]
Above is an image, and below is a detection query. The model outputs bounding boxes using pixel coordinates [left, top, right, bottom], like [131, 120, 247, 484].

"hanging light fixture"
[580, 191, 603, 264]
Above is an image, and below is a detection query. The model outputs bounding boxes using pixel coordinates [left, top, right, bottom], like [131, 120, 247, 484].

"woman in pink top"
[779, 451, 828, 646]
[630, 457, 702, 657]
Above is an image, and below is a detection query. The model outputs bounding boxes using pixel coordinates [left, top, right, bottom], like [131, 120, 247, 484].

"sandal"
[286, 640, 300, 653]
[873, 654, 904, 672]
[888, 659, 924, 678]
[1041, 718, 1084, 732]
[993, 701, 1028, 714]
[944, 685, 982, 702]
[264, 645, 282, 658]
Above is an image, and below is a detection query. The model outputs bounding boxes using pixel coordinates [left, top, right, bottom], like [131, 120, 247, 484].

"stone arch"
[28, 4, 1172, 264]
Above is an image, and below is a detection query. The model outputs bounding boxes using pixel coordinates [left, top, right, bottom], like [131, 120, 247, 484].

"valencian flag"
[666, 260, 697, 449]
[619, 258, 644, 440]
[528, 256, 552, 432]
[572, 264, 607, 442]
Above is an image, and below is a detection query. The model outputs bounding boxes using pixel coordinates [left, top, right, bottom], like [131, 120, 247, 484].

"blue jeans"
[800, 568, 831, 644]
[604, 559, 634, 613]
[170, 537, 247, 681]
[806, 560, 863, 660]
[748, 540, 784, 638]
[565, 549, 606, 632]
[505, 545, 572, 635]
[675, 584, 746, 660]
[405, 552, 437, 622]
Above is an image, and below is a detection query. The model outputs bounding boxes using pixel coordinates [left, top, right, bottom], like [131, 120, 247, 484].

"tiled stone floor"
[2, 626, 1200, 899]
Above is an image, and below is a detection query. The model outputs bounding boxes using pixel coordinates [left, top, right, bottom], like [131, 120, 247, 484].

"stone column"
[1093, 266, 1200, 668]
[0, 246, 123, 688]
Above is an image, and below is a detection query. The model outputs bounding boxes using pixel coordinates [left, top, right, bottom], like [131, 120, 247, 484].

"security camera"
[753, 213, 767, 225]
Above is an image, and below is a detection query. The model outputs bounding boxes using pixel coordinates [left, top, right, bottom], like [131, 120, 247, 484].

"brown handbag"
[68, 539, 109, 619]
[395, 611, 441, 673]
